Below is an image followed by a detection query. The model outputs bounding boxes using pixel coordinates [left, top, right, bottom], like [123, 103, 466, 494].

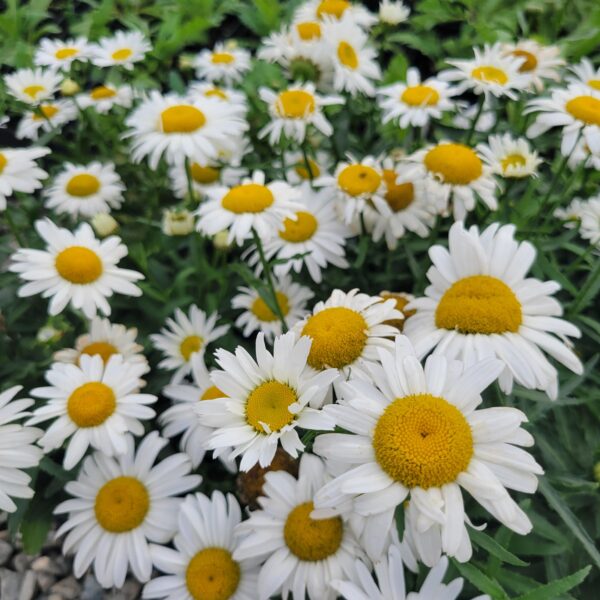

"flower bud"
[162, 209, 195, 236]
[60, 78, 80, 96]
[91, 213, 119, 237]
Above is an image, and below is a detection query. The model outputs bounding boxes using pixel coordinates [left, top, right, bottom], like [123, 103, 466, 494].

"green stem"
[4, 210, 25, 246]
[465, 95, 485, 145]
[301, 142, 314, 184]
[184, 157, 196, 204]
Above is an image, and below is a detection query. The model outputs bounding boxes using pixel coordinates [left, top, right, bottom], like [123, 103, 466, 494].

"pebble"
[0, 568, 24, 600]
[17, 570, 37, 600]
[0, 538, 12, 566]
[49, 575, 83, 600]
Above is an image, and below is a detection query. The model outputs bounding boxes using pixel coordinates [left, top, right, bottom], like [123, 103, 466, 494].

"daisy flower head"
[197, 331, 338, 471]
[313, 335, 543, 564]
[28, 354, 156, 469]
[567, 58, 600, 92]
[0, 386, 43, 513]
[258, 82, 343, 145]
[89, 30, 151, 69]
[125, 91, 248, 169]
[194, 42, 251, 85]
[502, 39, 564, 91]
[231, 275, 314, 340]
[10, 218, 143, 318]
[188, 81, 248, 113]
[285, 149, 332, 184]
[4, 67, 62, 105]
[555, 195, 600, 247]
[44, 161, 125, 218]
[34, 37, 90, 70]
[195, 170, 302, 246]
[143, 491, 258, 600]
[0, 145, 50, 211]
[234, 452, 364, 600]
[168, 158, 246, 200]
[439, 43, 529, 100]
[378, 0, 411, 25]
[378, 290, 415, 332]
[54, 432, 201, 588]
[404, 221, 583, 398]
[567, 137, 600, 171]
[453, 99, 497, 133]
[291, 288, 403, 379]
[477, 134, 543, 179]
[377, 67, 457, 128]
[295, 0, 377, 29]
[77, 83, 134, 114]
[16, 100, 77, 140]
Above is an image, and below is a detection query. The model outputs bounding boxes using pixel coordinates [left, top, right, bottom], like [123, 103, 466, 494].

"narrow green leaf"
[514, 566, 591, 600]
[451, 559, 510, 599]
[470, 528, 529, 567]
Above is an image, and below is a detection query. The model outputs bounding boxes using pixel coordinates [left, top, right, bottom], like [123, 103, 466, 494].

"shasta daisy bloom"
[0, 146, 50, 211]
[28, 354, 156, 469]
[195, 170, 301, 245]
[54, 432, 201, 588]
[188, 81, 248, 111]
[4, 67, 62, 104]
[404, 221, 584, 398]
[477, 134, 543, 179]
[453, 99, 496, 133]
[233, 453, 364, 600]
[77, 83, 133, 113]
[291, 288, 402, 379]
[502, 40, 564, 91]
[295, 0, 377, 28]
[194, 42, 251, 85]
[313, 336, 543, 563]
[34, 37, 90, 70]
[567, 58, 600, 92]
[197, 332, 338, 471]
[555, 195, 600, 247]
[89, 30, 151, 69]
[285, 149, 332, 183]
[10, 219, 143, 318]
[16, 100, 77, 140]
[44, 161, 125, 218]
[567, 137, 600, 171]
[377, 68, 457, 128]
[150, 305, 229, 384]
[143, 491, 259, 600]
[168, 158, 246, 199]
[378, 290, 415, 332]
[125, 91, 248, 169]
[0, 386, 43, 513]
[231, 275, 314, 340]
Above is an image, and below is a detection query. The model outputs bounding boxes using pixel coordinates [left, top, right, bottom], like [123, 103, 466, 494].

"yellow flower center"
[565, 95, 600, 126]
[90, 85, 117, 100]
[382, 169, 414, 212]
[180, 335, 204, 361]
[276, 90, 316, 119]
[250, 292, 290, 322]
[23, 85, 45, 99]
[211, 52, 235, 64]
[294, 158, 320, 180]
[500, 153, 527, 173]
[246, 381, 297, 433]
[0, 153, 7, 174]
[284, 501, 343, 561]
[435, 275, 522, 334]
[511, 49, 537, 72]
[185, 547, 241, 600]
[380, 291, 414, 331]
[94, 476, 149, 533]
[80, 341, 118, 364]
[337, 41, 358, 69]
[279, 211, 318, 242]
[471, 66, 508, 85]
[221, 183, 274, 213]
[373, 393, 474, 489]
[201, 385, 225, 401]
[317, 0, 350, 18]
[401, 85, 440, 107]
[205, 88, 229, 100]
[296, 22, 322, 41]
[55, 246, 103, 284]
[161, 105, 206, 133]
[587, 79, 600, 91]
[424, 143, 483, 185]
[191, 163, 220, 184]
[337, 164, 382, 197]
[111, 48, 133, 61]
[33, 104, 59, 120]
[67, 382, 116, 427]
[302, 307, 367, 370]
[55, 47, 79, 60]
[66, 173, 101, 197]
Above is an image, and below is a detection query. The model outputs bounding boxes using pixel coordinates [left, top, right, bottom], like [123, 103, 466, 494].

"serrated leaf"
[470, 528, 529, 567]
[451, 559, 510, 599]
[514, 566, 591, 600]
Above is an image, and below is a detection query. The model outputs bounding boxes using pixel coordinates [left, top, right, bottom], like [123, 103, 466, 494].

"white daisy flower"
[291, 288, 402, 379]
[89, 30, 151, 69]
[0, 145, 50, 211]
[150, 304, 229, 384]
[555, 195, 600, 247]
[16, 100, 78, 140]
[234, 453, 364, 600]
[28, 354, 156, 469]
[295, 0, 377, 29]
[44, 161, 125, 218]
[195, 170, 301, 246]
[188, 81, 248, 111]
[197, 332, 338, 471]
[378, 0, 410, 25]
[10, 218, 143, 318]
[231, 274, 314, 340]
[377, 67, 457, 128]
[313, 336, 543, 564]
[501, 40, 564, 91]
[477, 134, 543, 178]
[285, 149, 332, 183]
[453, 99, 497, 133]
[553, 197, 585, 224]
[125, 91, 248, 169]
[194, 42, 251, 85]
[567, 137, 600, 171]
[567, 58, 600, 92]
[76, 83, 134, 113]
[169, 158, 246, 199]
[143, 491, 259, 600]
[0, 386, 43, 513]
[4, 67, 62, 104]
[404, 221, 583, 399]
[439, 43, 529, 100]
[378, 290, 415, 333]
[34, 37, 91, 70]
[54, 432, 201, 588]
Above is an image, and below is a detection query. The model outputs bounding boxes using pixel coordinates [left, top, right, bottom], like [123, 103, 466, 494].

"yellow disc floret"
[276, 90, 316, 119]
[587, 79, 600, 91]
[94, 476, 149, 533]
[111, 48, 133, 61]
[401, 85, 440, 107]
[211, 52, 235, 64]
[67, 382, 116, 427]
[471, 66, 508, 85]
[500, 154, 526, 173]
[294, 158, 320, 180]
[185, 547, 241, 600]
[0, 153, 7, 174]
[80, 341, 118, 364]
[317, 0, 350, 18]
[338, 164, 382, 197]
[180, 335, 204, 361]
[296, 22, 322, 41]
[161, 105, 206, 133]
[66, 173, 101, 197]
[201, 385, 226, 401]
[424, 143, 483, 185]
[190, 163, 220, 184]
[382, 170, 414, 212]
[337, 41, 358, 69]
[90, 85, 117, 100]
[221, 183, 274, 213]
[33, 104, 59, 120]
[55, 48, 79, 60]
[279, 211, 318, 242]
[512, 50, 537, 72]
[23, 85, 45, 99]
[55, 246, 103, 284]
[246, 381, 297, 433]
[565, 96, 600, 126]
[251, 292, 290, 322]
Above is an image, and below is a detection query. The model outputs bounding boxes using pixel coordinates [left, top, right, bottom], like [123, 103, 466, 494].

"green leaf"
[20, 493, 54, 554]
[514, 566, 591, 600]
[451, 559, 510, 599]
[470, 528, 529, 567]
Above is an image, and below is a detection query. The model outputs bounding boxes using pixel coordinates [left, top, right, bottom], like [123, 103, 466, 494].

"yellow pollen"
[373, 393, 474, 489]
[284, 501, 343, 561]
[111, 48, 133, 61]
[94, 476, 149, 533]
[66, 173, 101, 197]
[317, 0, 350, 18]
[565, 95, 600, 126]
[80, 341, 118, 364]
[90, 85, 117, 100]
[512, 49, 537, 72]
[382, 169, 414, 212]
[246, 380, 297, 433]
[221, 183, 274, 213]
[276, 90, 316, 119]
[337, 164, 382, 197]
[67, 382, 116, 427]
[337, 41, 358, 69]
[190, 163, 220, 184]
[471, 65, 508, 85]
[501, 153, 527, 173]
[55, 246, 103, 284]
[380, 291, 415, 331]
[211, 52, 235, 64]
[296, 22, 322, 41]
[435, 275, 522, 334]
[55, 47, 79, 60]
[23, 85, 45, 99]
[251, 292, 290, 322]
[185, 547, 241, 600]
[302, 307, 367, 370]
[33, 104, 59, 120]
[205, 88, 228, 100]
[424, 143, 483, 185]
[279, 211, 318, 242]
[401, 85, 440, 106]
[587, 79, 600, 91]
[180, 335, 203, 361]
[201, 385, 225, 401]
[294, 158, 320, 179]
[161, 105, 206, 133]
[0, 153, 7, 174]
